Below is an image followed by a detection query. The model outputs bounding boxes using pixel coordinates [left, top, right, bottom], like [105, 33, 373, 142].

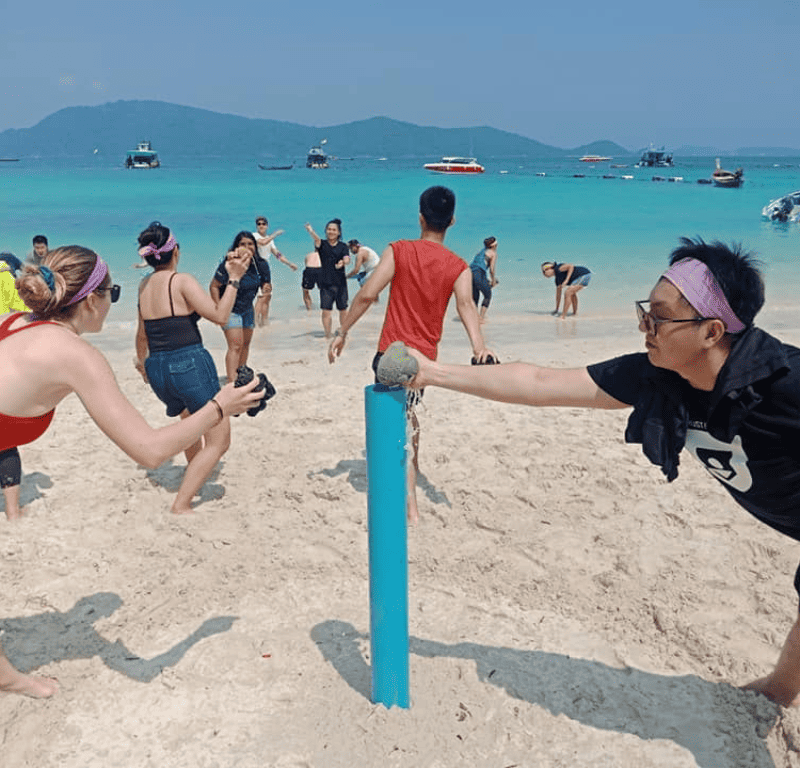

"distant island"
[0, 101, 798, 159]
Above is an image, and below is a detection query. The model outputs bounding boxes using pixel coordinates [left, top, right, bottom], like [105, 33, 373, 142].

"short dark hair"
[255, 216, 268, 225]
[668, 237, 764, 330]
[347, 239, 360, 248]
[419, 186, 455, 232]
[32, 235, 48, 246]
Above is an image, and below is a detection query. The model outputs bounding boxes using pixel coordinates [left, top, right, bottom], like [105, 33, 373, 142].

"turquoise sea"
[2, 155, 799, 342]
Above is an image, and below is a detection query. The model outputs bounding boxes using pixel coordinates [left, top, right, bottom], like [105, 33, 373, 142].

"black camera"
[471, 354, 499, 366]
[234, 365, 276, 416]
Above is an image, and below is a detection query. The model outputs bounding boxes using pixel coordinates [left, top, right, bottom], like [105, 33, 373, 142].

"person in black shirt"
[305, 219, 350, 338]
[400, 237, 800, 708]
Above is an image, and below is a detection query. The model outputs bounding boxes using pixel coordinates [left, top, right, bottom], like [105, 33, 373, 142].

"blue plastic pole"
[364, 384, 410, 708]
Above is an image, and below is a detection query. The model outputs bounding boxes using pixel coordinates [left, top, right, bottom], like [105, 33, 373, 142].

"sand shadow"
[311, 619, 780, 768]
[312, 457, 451, 507]
[0, 471, 53, 514]
[0, 592, 237, 683]
[145, 458, 224, 504]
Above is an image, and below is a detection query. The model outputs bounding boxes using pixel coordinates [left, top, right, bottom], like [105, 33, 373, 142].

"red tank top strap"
[0, 312, 57, 340]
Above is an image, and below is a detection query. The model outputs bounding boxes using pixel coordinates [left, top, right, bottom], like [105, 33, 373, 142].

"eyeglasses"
[635, 300, 709, 336]
[98, 284, 121, 303]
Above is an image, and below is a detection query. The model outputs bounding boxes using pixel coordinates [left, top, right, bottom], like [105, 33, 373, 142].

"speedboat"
[124, 141, 160, 168]
[258, 163, 294, 170]
[762, 190, 800, 222]
[579, 154, 612, 163]
[423, 157, 484, 174]
[712, 158, 743, 188]
[306, 139, 329, 169]
[635, 145, 674, 167]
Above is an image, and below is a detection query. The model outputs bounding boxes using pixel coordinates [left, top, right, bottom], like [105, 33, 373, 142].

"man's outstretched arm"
[409, 351, 628, 410]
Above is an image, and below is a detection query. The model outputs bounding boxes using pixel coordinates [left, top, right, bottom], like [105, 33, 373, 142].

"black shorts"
[320, 280, 349, 311]
[302, 267, 322, 290]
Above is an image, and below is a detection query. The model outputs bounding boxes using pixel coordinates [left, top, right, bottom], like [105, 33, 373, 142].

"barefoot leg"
[171, 417, 231, 514]
[0, 642, 58, 698]
[743, 613, 800, 706]
[3, 483, 22, 521]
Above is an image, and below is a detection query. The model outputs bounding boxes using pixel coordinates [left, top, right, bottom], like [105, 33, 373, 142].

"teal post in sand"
[364, 384, 410, 708]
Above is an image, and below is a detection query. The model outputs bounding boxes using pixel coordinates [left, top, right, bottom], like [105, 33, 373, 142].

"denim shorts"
[145, 343, 221, 417]
[224, 305, 255, 330]
[571, 272, 592, 288]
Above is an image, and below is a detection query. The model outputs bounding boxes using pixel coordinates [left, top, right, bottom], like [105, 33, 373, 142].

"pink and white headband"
[66, 255, 109, 305]
[138, 233, 177, 263]
[661, 257, 745, 333]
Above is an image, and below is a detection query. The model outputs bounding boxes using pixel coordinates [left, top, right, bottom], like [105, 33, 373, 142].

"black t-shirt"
[213, 254, 270, 313]
[554, 263, 590, 286]
[318, 240, 349, 287]
[588, 349, 800, 541]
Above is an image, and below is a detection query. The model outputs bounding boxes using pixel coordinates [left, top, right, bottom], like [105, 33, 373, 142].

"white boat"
[423, 157, 485, 174]
[307, 139, 329, 169]
[762, 190, 800, 222]
[579, 154, 612, 163]
[124, 140, 160, 169]
[635, 145, 674, 167]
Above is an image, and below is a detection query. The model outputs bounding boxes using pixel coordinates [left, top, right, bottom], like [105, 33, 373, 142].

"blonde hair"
[16, 246, 110, 319]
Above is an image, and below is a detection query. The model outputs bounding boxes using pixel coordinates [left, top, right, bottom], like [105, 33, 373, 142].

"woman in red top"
[0, 245, 261, 699]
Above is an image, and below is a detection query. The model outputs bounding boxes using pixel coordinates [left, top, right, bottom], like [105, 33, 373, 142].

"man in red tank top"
[328, 186, 492, 522]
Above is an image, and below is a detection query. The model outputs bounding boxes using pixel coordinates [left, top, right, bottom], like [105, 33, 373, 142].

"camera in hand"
[234, 365, 276, 416]
[471, 354, 499, 366]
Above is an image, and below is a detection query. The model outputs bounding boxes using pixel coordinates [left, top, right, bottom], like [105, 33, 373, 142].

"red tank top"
[0, 313, 57, 452]
[378, 240, 467, 360]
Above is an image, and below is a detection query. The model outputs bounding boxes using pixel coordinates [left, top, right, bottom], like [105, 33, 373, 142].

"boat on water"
[712, 158, 743, 188]
[635, 145, 674, 167]
[762, 190, 800, 222]
[258, 163, 294, 171]
[579, 154, 612, 163]
[124, 140, 160, 169]
[307, 140, 329, 169]
[423, 157, 485, 174]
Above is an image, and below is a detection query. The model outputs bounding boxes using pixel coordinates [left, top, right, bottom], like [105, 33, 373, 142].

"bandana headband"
[138, 233, 177, 262]
[661, 257, 745, 334]
[66, 256, 109, 306]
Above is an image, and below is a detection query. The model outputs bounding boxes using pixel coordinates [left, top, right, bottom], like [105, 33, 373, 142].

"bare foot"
[742, 675, 800, 707]
[170, 504, 195, 515]
[5, 510, 23, 521]
[1, 673, 59, 698]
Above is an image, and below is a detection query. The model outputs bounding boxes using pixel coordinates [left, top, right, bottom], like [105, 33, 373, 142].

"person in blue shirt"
[541, 260, 592, 319]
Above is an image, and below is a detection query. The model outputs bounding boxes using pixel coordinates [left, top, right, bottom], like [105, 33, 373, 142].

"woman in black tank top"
[135, 222, 250, 514]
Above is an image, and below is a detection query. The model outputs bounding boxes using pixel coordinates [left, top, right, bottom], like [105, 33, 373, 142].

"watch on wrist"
[229, 279, 240, 289]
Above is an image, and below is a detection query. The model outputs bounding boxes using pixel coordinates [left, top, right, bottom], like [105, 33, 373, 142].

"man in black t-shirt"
[403, 237, 800, 708]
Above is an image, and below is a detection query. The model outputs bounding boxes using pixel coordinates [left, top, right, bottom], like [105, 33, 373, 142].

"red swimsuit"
[0, 313, 57, 453]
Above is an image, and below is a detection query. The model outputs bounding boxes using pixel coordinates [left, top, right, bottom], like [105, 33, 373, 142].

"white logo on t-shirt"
[684, 428, 753, 492]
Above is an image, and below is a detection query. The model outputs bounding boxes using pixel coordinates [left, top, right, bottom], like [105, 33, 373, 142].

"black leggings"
[0, 447, 21, 488]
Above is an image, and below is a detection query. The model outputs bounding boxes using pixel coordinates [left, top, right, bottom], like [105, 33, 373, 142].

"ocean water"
[2, 155, 799, 340]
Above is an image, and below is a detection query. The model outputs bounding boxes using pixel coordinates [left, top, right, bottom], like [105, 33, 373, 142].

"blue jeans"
[145, 344, 221, 417]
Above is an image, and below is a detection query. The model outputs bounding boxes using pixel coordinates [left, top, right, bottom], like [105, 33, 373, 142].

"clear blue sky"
[4, 0, 798, 150]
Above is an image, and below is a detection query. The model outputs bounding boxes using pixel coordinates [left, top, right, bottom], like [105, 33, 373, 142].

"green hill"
[0, 101, 632, 160]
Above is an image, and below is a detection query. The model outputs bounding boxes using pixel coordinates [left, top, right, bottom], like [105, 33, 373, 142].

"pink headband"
[138, 233, 177, 263]
[661, 258, 745, 333]
[66, 255, 109, 306]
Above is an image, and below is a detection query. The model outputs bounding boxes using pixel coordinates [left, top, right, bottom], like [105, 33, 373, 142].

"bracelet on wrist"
[210, 397, 224, 421]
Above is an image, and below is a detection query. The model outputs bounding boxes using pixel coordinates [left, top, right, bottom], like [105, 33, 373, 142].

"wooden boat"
[712, 158, 743, 188]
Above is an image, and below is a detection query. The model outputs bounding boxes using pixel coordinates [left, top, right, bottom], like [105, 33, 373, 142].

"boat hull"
[423, 165, 484, 174]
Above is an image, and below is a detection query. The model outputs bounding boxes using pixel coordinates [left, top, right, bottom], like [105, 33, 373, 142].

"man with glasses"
[393, 236, 800, 708]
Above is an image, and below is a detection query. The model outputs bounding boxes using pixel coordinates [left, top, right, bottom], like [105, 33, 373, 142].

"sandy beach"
[3, 305, 800, 767]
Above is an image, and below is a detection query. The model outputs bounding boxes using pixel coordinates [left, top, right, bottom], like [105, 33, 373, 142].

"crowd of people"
[6, 187, 800, 722]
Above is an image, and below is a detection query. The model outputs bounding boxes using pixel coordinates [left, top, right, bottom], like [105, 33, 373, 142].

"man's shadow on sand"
[311, 619, 782, 768]
[0, 592, 236, 683]
[0, 472, 53, 515]
[312, 455, 451, 508]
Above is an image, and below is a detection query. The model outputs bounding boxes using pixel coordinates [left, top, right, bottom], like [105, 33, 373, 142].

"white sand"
[2, 305, 800, 767]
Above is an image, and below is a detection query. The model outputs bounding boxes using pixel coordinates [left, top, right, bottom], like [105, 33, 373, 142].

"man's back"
[378, 239, 467, 360]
